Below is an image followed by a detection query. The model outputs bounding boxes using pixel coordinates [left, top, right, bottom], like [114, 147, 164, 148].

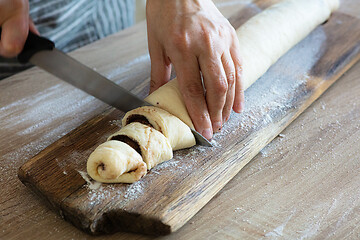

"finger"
[0, 16, 28, 57]
[148, 34, 172, 94]
[221, 51, 236, 123]
[0, 2, 29, 58]
[29, 18, 39, 35]
[175, 55, 213, 140]
[231, 43, 244, 113]
[200, 54, 227, 133]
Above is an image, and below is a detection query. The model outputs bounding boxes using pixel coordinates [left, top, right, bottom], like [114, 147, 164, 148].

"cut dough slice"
[122, 106, 196, 150]
[87, 140, 147, 183]
[108, 122, 173, 169]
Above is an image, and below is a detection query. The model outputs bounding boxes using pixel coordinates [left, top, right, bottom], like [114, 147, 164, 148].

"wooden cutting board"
[18, 7, 360, 236]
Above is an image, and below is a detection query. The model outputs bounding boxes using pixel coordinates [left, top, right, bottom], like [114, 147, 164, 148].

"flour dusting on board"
[0, 81, 106, 172]
[123, 180, 146, 200]
[82, 178, 147, 206]
[2, 84, 100, 135]
[265, 209, 296, 237]
[78, 170, 102, 190]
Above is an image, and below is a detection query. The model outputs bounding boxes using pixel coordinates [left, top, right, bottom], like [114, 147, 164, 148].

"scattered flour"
[265, 209, 296, 237]
[78, 170, 102, 190]
[123, 180, 145, 200]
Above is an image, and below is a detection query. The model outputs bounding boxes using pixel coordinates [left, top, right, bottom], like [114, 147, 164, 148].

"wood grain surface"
[17, 5, 360, 236]
[1, 0, 360, 239]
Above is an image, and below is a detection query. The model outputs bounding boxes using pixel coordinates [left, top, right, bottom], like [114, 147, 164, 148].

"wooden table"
[1, 0, 359, 239]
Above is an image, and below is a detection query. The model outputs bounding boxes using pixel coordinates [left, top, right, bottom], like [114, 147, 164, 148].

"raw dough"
[87, 0, 339, 183]
[122, 106, 196, 150]
[108, 122, 173, 170]
[237, 0, 339, 90]
[145, 80, 194, 128]
[87, 140, 147, 183]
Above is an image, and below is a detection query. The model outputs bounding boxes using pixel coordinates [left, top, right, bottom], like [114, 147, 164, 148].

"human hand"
[146, 0, 244, 140]
[0, 0, 38, 57]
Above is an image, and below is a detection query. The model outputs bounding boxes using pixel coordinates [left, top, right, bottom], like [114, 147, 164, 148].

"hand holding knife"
[0, 28, 212, 147]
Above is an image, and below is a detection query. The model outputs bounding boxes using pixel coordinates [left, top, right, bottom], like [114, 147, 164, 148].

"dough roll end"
[87, 140, 147, 183]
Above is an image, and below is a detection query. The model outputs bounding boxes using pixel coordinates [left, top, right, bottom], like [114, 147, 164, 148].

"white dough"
[145, 80, 194, 128]
[87, 140, 147, 183]
[122, 106, 196, 150]
[237, 0, 339, 90]
[108, 122, 173, 170]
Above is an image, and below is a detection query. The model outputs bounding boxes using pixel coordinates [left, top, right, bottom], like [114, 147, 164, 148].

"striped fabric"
[0, 0, 135, 80]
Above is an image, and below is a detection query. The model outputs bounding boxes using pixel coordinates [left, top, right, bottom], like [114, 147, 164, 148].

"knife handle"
[0, 27, 54, 63]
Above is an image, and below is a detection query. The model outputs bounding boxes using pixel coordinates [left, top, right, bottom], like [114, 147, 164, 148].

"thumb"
[29, 18, 40, 35]
[148, 37, 171, 94]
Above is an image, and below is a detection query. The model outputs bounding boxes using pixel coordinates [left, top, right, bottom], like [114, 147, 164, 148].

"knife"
[0, 28, 211, 147]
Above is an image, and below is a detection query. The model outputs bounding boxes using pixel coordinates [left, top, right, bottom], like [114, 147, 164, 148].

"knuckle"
[227, 71, 236, 87]
[214, 78, 228, 95]
[198, 26, 216, 52]
[202, 31, 213, 48]
[169, 31, 190, 52]
[183, 82, 204, 98]
[149, 78, 157, 89]
[197, 112, 210, 123]
[236, 65, 243, 79]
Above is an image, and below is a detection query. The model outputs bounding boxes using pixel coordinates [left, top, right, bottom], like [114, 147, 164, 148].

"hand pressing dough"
[122, 106, 196, 150]
[144, 0, 339, 127]
[108, 122, 173, 170]
[87, 140, 147, 183]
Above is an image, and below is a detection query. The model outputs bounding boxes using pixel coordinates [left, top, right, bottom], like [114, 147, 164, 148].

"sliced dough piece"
[122, 106, 196, 150]
[87, 140, 147, 183]
[144, 0, 339, 127]
[108, 122, 173, 169]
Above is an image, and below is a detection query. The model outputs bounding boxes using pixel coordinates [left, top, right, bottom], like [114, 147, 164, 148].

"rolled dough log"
[145, 0, 339, 127]
[87, 141, 147, 183]
[87, 0, 339, 183]
[122, 106, 196, 150]
[108, 122, 173, 170]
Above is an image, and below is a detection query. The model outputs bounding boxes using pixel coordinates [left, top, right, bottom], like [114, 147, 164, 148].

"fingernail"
[213, 121, 222, 132]
[202, 128, 212, 140]
[240, 102, 245, 112]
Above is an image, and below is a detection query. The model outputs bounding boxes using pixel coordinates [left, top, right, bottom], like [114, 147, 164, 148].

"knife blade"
[30, 48, 152, 113]
[0, 28, 211, 147]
